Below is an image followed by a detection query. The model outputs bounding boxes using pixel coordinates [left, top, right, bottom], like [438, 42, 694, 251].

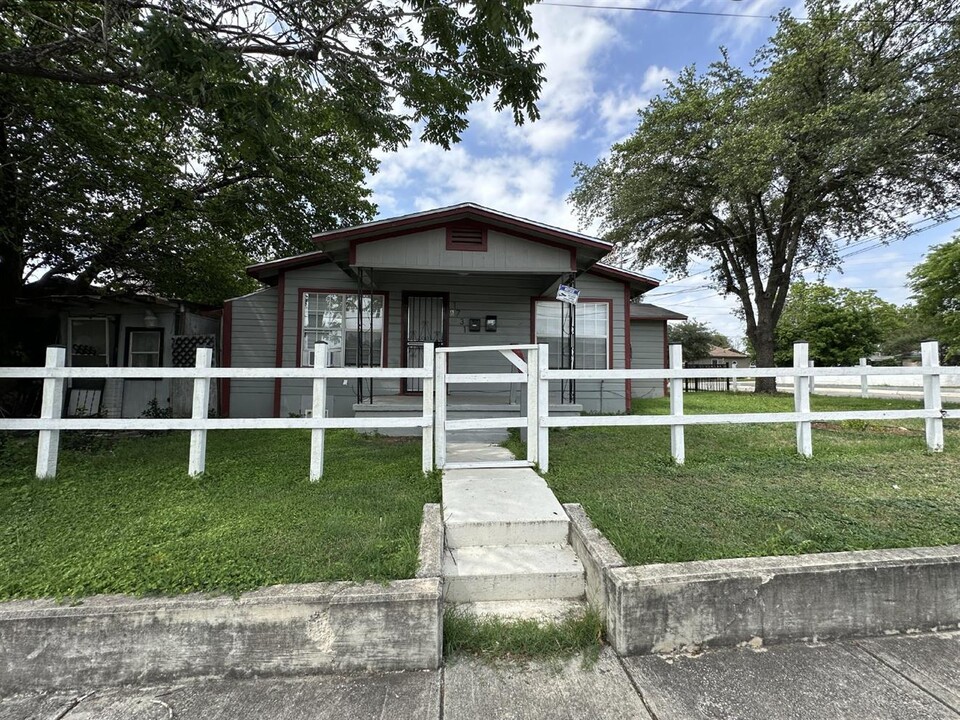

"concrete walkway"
[5, 631, 960, 719]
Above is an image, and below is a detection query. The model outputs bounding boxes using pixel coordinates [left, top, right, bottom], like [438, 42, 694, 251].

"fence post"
[538, 343, 550, 472]
[435, 350, 447, 469]
[421, 343, 435, 473]
[731, 361, 738, 393]
[35, 345, 66, 480]
[526, 346, 539, 466]
[859, 357, 869, 399]
[794, 342, 813, 458]
[921, 340, 944, 452]
[310, 342, 328, 482]
[669, 344, 685, 464]
[188, 347, 213, 476]
[809, 359, 816, 394]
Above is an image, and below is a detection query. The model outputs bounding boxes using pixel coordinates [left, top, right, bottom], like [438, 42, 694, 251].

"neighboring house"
[222, 203, 684, 421]
[37, 293, 220, 417]
[692, 345, 752, 367]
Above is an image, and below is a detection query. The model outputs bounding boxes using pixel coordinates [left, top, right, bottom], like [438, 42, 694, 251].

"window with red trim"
[301, 292, 385, 367]
[446, 223, 487, 251]
[534, 301, 609, 369]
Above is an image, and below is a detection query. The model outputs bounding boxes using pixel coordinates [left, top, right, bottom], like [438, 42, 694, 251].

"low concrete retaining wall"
[566, 511, 960, 656]
[0, 505, 446, 692]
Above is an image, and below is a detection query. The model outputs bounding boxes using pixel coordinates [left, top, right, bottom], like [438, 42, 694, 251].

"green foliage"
[0, 430, 440, 600]
[908, 236, 960, 362]
[668, 321, 733, 363]
[443, 607, 604, 663]
[773, 280, 898, 366]
[0, 1, 545, 305]
[571, 0, 960, 380]
[505, 393, 960, 565]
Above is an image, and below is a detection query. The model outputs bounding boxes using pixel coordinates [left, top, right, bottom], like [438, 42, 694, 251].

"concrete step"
[443, 544, 585, 603]
[442, 469, 569, 548]
[450, 598, 589, 623]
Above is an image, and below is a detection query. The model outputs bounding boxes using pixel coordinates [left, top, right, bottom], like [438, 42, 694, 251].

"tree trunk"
[749, 308, 779, 394]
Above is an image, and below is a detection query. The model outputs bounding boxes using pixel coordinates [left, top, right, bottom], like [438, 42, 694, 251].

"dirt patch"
[812, 422, 921, 436]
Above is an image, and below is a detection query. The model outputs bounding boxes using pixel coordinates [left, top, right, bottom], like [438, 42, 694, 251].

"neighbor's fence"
[682, 362, 733, 392]
[536, 340, 957, 470]
[0, 343, 436, 481]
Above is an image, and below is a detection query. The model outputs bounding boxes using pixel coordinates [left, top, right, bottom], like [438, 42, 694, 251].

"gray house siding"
[630, 321, 667, 399]
[227, 287, 278, 418]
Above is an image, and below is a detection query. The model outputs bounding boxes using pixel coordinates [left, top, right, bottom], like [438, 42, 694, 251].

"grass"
[0, 429, 439, 601]
[443, 607, 604, 664]
[505, 393, 960, 566]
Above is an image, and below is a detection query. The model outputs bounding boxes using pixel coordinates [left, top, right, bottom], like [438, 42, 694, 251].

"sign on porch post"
[668, 343, 684, 464]
[421, 343, 435, 473]
[188, 347, 213, 476]
[921, 340, 944, 453]
[310, 342, 328, 482]
[794, 342, 813, 458]
[36, 345, 66, 479]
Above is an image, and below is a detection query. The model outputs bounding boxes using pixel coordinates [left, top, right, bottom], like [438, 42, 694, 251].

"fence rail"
[1, 340, 956, 480]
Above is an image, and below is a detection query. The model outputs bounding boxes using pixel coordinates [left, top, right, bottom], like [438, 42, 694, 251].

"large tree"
[908, 236, 960, 362]
[667, 320, 732, 363]
[571, 0, 960, 391]
[772, 280, 898, 366]
[0, 1, 545, 307]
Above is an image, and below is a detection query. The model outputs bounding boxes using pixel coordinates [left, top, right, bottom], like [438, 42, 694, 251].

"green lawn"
[0, 430, 439, 601]
[506, 393, 960, 565]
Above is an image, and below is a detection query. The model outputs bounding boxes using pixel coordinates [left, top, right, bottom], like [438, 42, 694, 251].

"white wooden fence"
[1, 340, 956, 480]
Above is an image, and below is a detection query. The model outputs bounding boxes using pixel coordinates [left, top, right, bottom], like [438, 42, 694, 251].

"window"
[301, 292, 385, 367]
[127, 329, 162, 367]
[69, 317, 110, 367]
[535, 301, 609, 369]
[446, 223, 487, 251]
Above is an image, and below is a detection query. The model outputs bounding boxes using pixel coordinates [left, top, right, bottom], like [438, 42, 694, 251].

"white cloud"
[596, 65, 676, 140]
[709, 0, 793, 49]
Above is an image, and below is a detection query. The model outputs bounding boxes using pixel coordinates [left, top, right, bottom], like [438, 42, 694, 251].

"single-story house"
[693, 345, 752, 367]
[222, 203, 685, 422]
[33, 293, 220, 417]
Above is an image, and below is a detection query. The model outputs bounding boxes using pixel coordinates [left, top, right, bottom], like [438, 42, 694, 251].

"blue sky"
[367, 0, 960, 347]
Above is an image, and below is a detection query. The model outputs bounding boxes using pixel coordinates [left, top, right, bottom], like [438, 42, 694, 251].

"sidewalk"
[4, 630, 958, 719]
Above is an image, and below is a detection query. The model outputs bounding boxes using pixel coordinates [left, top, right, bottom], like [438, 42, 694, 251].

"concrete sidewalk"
[4, 631, 959, 720]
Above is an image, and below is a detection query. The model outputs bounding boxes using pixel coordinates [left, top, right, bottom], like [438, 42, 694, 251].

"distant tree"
[907, 236, 960, 361]
[571, 0, 960, 391]
[879, 305, 941, 360]
[773, 281, 898, 366]
[668, 321, 733, 363]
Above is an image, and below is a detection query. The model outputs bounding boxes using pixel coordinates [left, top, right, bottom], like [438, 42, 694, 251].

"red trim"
[400, 291, 449, 394]
[245, 252, 333, 281]
[663, 321, 669, 396]
[221, 300, 233, 417]
[311, 205, 613, 251]
[530, 296, 615, 370]
[445, 223, 488, 252]
[587, 265, 660, 291]
[294, 287, 389, 368]
[624, 286, 632, 412]
[273, 272, 286, 418]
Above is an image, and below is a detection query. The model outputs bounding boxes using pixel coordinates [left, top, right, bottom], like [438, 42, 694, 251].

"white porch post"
[794, 342, 813, 458]
[922, 340, 943, 452]
[669, 343, 684, 464]
[310, 342, 328, 482]
[526, 346, 539, 466]
[435, 350, 447, 469]
[36, 345, 66, 479]
[538, 343, 550, 472]
[188, 347, 213, 476]
[421, 343, 435, 473]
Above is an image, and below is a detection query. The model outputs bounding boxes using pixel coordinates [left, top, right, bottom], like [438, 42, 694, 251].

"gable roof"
[708, 345, 751, 359]
[629, 303, 688, 321]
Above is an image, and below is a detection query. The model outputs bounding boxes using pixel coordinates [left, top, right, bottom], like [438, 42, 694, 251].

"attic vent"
[446, 223, 488, 252]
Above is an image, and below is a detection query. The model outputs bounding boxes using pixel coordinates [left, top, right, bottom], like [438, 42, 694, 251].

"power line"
[537, 1, 782, 20]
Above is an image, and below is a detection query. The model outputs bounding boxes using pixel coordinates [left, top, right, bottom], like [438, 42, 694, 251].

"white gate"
[434, 344, 549, 470]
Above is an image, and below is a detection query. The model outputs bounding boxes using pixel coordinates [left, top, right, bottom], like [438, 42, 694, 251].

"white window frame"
[127, 329, 163, 368]
[301, 291, 386, 368]
[534, 300, 610, 370]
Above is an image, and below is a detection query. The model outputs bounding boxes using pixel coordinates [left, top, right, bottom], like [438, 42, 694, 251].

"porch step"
[443, 544, 585, 603]
[450, 598, 589, 623]
[442, 469, 569, 547]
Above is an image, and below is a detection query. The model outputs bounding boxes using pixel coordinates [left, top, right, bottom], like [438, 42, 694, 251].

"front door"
[402, 293, 447, 393]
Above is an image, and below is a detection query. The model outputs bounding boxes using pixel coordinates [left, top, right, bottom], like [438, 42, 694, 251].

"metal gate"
[403, 294, 447, 393]
[434, 344, 547, 470]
